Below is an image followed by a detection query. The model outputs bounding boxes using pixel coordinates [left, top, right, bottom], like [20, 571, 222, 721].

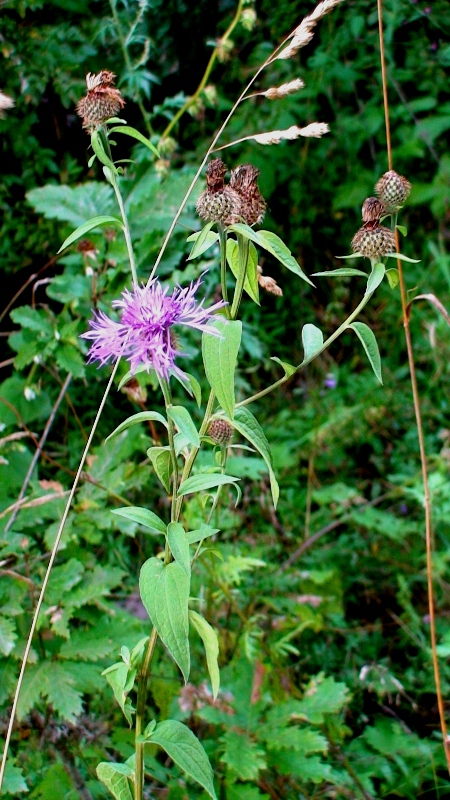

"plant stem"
[160, 0, 244, 142]
[159, 378, 179, 533]
[377, 0, 450, 771]
[174, 390, 216, 521]
[218, 224, 231, 318]
[134, 627, 158, 800]
[237, 290, 374, 408]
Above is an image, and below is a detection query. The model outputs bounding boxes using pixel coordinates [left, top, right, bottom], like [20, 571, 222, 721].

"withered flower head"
[257, 265, 282, 296]
[362, 197, 386, 223]
[207, 418, 234, 445]
[196, 159, 243, 226]
[230, 163, 266, 226]
[375, 170, 411, 211]
[76, 71, 125, 133]
[351, 223, 396, 260]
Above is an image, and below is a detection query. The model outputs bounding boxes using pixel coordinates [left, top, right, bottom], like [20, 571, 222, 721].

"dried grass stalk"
[277, 0, 345, 60]
[263, 78, 305, 99]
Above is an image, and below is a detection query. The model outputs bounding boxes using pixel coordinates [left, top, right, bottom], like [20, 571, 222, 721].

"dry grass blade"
[406, 293, 450, 326]
[276, 0, 346, 60]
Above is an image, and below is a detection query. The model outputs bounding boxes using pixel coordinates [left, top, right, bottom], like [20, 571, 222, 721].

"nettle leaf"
[227, 238, 260, 304]
[189, 610, 220, 699]
[112, 506, 166, 535]
[349, 322, 382, 384]
[202, 318, 242, 419]
[292, 674, 351, 724]
[229, 224, 314, 286]
[0, 615, 17, 656]
[150, 719, 217, 800]
[301, 323, 324, 363]
[57, 215, 122, 254]
[230, 407, 279, 507]
[148, 446, 172, 492]
[187, 222, 218, 260]
[178, 473, 240, 497]
[97, 762, 133, 800]
[167, 405, 200, 447]
[221, 730, 267, 781]
[365, 262, 385, 295]
[107, 411, 168, 440]
[167, 522, 191, 576]
[140, 558, 190, 681]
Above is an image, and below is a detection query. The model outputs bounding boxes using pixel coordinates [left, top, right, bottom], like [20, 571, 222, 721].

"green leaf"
[221, 730, 267, 781]
[59, 631, 116, 662]
[0, 615, 17, 656]
[186, 524, 220, 544]
[230, 407, 279, 507]
[397, 224, 407, 236]
[112, 506, 166, 535]
[270, 357, 296, 377]
[102, 662, 135, 725]
[365, 262, 385, 295]
[349, 321, 382, 384]
[202, 318, 241, 419]
[292, 674, 351, 724]
[178, 473, 240, 497]
[109, 125, 159, 156]
[187, 222, 218, 260]
[149, 719, 217, 800]
[107, 411, 168, 440]
[2, 761, 28, 795]
[91, 130, 118, 172]
[57, 215, 122, 253]
[167, 406, 200, 447]
[167, 522, 191, 576]
[385, 252, 421, 263]
[336, 252, 365, 260]
[189, 610, 220, 699]
[227, 239, 260, 304]
[148, 446, 172, 492]
[139, 558, 190, 681]
[96, 762, 133, 800]
[301, 323, 324, 362]
[386, 268, 399, 289]
[312, 268, 368, 277]
[174, 371, 202, 406]
[229, 224, 315, 287]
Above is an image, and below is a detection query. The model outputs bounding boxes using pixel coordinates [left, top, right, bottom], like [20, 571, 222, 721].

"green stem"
[237, 290, 375, 408]
[174, 389, 216, 521]
[134, 627, 158, 800]
[218, 225, 231, 318]
[230, 234, 249, 319]
[159, 378, 179, 539]
[160, 0, 244, 141]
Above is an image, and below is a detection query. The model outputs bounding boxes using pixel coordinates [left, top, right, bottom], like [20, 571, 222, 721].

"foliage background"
[1, 0, 450, 797]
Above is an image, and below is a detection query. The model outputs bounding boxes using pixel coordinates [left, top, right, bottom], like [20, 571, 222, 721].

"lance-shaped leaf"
[149, 720, 217, 800]
[140, 558, 190, 682]
[178, 473, 240, 497]
[312, 268, 368, 277]
[386, 252, 420, 263]
[112, 506, 166, 535]
[270, 357, 296, 377]
[187, 524, 220, 544]
[349, 322, 382, 384]
[106, 411, 168, 441]
[187, 222, 218, 260]
[147, 446, 172, 492]
[226, 239, 259, 304]
[229, 407, 279, 507]
[57, 215, 122, 253]
[167, 406, 200, 447]
[167, 522, 191, 577]
[108, 125, 159, 156]
[302, 323, 324, 362]
[97, 762, 133, 800]
[202, 318, 242, 419]
[229, 223, 314, 286]
[189, 610, 220, 699]
[365, 262, 385, 296]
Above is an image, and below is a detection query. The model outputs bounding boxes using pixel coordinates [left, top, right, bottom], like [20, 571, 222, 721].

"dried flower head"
[76, 239, 98, 260]
[81, 277, 224, 378]
[257, 265, 282, 296]
[196, 159, 243, 226]
[0, 91, 14, 116]
[230, 164, 266, 225]
[351, 223, 396, 260]
[208, 419, 234, 445]
[362, 197, 386, 223]
[375, 170, 411, 211]
[76, 71, 125, 132]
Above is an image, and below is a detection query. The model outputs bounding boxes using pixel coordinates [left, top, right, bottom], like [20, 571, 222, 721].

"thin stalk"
[134, 627, 158, 800]
[218, 224, 231, 317]
[237, 290, 375, 408]
[0, 359, 121, 793]
[159, 378, 179, 531]
[230, 234, 249, 319]
[377, 0, 450, 771]
[160, 0, 244, 142]
[174, 390, 216, 521]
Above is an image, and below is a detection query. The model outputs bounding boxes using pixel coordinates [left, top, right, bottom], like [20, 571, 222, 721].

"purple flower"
[324, 373, 337, 390]
[81, 277, 224, 378]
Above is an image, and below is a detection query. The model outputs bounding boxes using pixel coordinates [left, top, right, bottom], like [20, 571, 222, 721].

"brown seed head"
[375, 170, 411, 211]
[230, 163, 266, 226]
[351, 223, 396, 260]
[196, 160, 242, 226]
[77, 71, 125, 132]
[362, 197, 386, 223]
[208, 419, 234, 445]
[206, 159, 228, 193]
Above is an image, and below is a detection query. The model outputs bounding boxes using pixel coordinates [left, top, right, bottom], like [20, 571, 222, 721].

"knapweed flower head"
[230, 164, 266, 226]
[76, 71, 125, 132]
[81, 277, 225, 378]
[351, 223, 395, 260]
[362, 197, 386, 224]
[375, 170, 411, 212]
[196, 159, 243, 226]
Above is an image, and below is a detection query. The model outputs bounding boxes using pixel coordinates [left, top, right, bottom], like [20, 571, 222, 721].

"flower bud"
[361, 197, 386, 223]
[351, 224, 396, 259]
[208, 419, 234, 444]
[196, 159, 243, 226]
[375, 170, 411, 211]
